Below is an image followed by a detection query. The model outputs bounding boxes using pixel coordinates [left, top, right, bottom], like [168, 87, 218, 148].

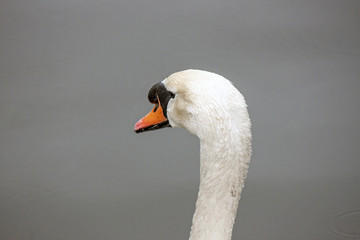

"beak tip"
[134, 102, 168, 134]
[134, 120, 142, 132]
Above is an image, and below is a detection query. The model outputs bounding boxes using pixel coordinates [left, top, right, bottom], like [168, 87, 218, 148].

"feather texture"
[162, 70, 252, 240]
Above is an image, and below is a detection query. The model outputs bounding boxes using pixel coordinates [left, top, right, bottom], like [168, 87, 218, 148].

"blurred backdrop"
[1, 0, 360, 239]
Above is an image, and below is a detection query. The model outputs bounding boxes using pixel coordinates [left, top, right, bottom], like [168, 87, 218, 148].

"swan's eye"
[169, 91, 175, 98]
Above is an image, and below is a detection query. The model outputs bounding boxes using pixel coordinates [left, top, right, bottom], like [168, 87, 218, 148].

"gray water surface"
[1, 0, 360, 239]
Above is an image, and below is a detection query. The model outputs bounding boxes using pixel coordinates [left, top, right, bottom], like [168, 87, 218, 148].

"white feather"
[163, 70, 252, 240]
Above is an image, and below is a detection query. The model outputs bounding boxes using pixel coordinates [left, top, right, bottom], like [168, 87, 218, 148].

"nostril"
[153, 104, 159, 112]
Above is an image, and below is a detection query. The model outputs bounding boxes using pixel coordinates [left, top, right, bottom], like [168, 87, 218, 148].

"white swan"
[134, 69, 252, 240]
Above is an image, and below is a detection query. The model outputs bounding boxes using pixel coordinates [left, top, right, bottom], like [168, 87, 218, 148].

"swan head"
[134, 69, 249, 140]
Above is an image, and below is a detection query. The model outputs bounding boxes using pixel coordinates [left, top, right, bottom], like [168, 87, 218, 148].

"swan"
[134, 69, 252, 240]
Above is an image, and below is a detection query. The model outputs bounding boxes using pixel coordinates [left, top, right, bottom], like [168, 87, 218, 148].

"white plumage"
[136, 69, 252, 240]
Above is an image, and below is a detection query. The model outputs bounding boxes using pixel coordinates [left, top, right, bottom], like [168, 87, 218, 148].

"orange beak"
[134, 97, 169, 133]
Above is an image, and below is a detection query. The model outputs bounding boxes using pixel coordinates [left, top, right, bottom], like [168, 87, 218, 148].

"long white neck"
[189, 120, 251, 240]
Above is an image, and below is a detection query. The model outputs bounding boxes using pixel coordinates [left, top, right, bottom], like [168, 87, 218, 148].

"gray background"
[1, 0, 359, 239]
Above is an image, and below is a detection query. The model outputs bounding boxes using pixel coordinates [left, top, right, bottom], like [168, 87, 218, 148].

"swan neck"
[189, 133, 251, 240]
